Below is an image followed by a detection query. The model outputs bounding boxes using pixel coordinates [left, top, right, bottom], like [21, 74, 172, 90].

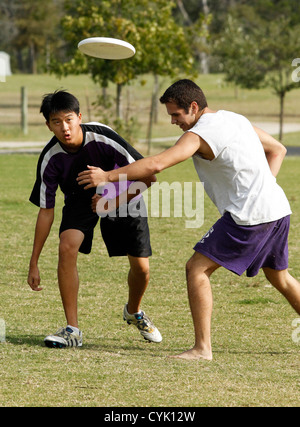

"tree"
[8, 0, 63, 73]
[214, 14, 300, 142]
[0, 0, 18, 51]
[51, 0, 195, 146]
[176, 0, 211, 74]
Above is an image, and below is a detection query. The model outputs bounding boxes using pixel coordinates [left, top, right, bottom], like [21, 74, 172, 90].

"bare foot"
[169, 348, 212, 361]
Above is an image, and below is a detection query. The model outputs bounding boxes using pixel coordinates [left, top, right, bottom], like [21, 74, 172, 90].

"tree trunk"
[29, 42, 37, 74]
[279, 92, 285, 143]
[116, 83, 123, 119]
[146, 75, 159, 155]
[153, 74, 159, 124]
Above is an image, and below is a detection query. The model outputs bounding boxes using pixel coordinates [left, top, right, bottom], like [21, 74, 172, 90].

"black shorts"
[100, 214, 152, 257]
[59, 202, 99, 254]
[59, 198, 152, 257]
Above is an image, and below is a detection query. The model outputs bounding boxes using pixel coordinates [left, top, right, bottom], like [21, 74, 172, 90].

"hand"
[91, 193, 109, 214]
[91, 193, 116, 216]
[91, 193, 100, 213]
[77, 165, 108, 190]
[27, 264, 43, 291]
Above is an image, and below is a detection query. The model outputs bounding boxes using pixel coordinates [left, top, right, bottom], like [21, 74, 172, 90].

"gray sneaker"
[123, 304, 162, 343]
[44, 327, 83, 348]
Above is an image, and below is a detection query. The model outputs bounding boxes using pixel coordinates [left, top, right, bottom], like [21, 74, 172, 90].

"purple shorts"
[194, 212, 290, 277]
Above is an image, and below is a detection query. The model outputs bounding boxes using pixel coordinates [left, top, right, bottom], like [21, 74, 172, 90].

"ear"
[46, 121, 52, 132]
[191, 101, 199, 114]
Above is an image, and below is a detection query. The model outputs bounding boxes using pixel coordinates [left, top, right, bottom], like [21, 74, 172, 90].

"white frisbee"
[78, 37, 136, 60]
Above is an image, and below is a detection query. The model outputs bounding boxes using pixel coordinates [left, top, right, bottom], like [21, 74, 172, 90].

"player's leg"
[123, 255, 162, 343]
[263, 267, 300, 315]
[44, 229, 84, 348]
[58, 229, 85, 328]
[170, 252, 220, 361]
[126, 255, 150, 314]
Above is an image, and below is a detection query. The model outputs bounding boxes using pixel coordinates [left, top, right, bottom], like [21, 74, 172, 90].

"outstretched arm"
[91, 175, 157, 214]
[253, 126, 287, 177]
[77, 132, 202, 189]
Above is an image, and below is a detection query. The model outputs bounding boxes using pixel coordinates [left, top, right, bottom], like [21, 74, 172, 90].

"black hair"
[160, 79, 208, 113]
[40, 90, 80, 122]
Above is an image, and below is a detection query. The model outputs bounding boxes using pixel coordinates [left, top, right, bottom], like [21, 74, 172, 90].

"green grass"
[0, 154, 300, 407]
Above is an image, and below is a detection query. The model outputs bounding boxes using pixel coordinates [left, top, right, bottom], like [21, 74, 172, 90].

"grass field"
[0, 153, 300, 407]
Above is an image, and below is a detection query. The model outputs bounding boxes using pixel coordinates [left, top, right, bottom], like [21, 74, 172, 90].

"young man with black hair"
[77, 79, 300, 360]
[28, 90, 162, 348]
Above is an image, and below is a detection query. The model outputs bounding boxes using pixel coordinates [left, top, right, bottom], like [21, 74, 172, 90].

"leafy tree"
[7, 0, 63, 73]
[214, 14, 300, 141]
[0, 0, 18, 51]
[175, 0, 212, 74]
[52, 0, 194, 120]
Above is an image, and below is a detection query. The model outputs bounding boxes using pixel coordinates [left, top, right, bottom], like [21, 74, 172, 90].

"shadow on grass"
[4, 334, 170, 356]
[5, 334, 45, 347]
[4, 334, 295, 358]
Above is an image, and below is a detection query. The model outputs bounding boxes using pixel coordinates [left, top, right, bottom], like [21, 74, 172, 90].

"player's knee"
[186, 253, 219, 279]
[186, 258, 194, 276]
[131, 262, 150, 280]
[263, 267, 290, 291]
[137, 264, 150, 279]
[59, 238, 78, 259]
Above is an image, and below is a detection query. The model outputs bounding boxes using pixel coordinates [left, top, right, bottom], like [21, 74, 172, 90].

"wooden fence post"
[21, 86, 28, 135]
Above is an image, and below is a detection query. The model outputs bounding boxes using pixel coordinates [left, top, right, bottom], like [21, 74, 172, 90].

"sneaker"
[123, 304, 162, 343]
[44, 326, 83, 348]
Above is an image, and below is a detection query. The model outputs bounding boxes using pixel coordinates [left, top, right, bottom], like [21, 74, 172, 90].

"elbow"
[277, 144, 287, 162]
[266, 144, 287, 162]
[278, 141, 287, 158]
[282, 145, 287, 158]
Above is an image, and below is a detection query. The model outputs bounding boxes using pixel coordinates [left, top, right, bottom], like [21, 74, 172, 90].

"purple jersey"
[30, 123, 143, 209]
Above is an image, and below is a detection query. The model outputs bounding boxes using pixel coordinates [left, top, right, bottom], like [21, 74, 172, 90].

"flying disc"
[78, 37, 136, 60]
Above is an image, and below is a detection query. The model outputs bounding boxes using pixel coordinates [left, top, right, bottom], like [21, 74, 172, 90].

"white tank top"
[189, 110, 291, 225]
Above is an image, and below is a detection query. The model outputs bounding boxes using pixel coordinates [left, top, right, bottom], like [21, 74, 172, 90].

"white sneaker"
[44, 326, 83, 348]
[123, 304, 162, 343]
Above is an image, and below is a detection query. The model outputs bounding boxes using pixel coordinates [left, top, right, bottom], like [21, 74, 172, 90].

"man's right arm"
[27, 208, 54, 291]
[77, 131, 203, 189]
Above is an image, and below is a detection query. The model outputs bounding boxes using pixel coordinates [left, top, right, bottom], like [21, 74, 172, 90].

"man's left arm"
[253, 125, 287, 177]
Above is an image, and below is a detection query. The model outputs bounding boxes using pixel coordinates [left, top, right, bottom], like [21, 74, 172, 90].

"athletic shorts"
[59, 202, 99, 254]
[59, 198, 152, 257]
[100, 198, 152, 257]
[193, 212, 290, 277]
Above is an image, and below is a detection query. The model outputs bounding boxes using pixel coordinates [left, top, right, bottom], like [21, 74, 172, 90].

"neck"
[197, 107, 215, 120]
